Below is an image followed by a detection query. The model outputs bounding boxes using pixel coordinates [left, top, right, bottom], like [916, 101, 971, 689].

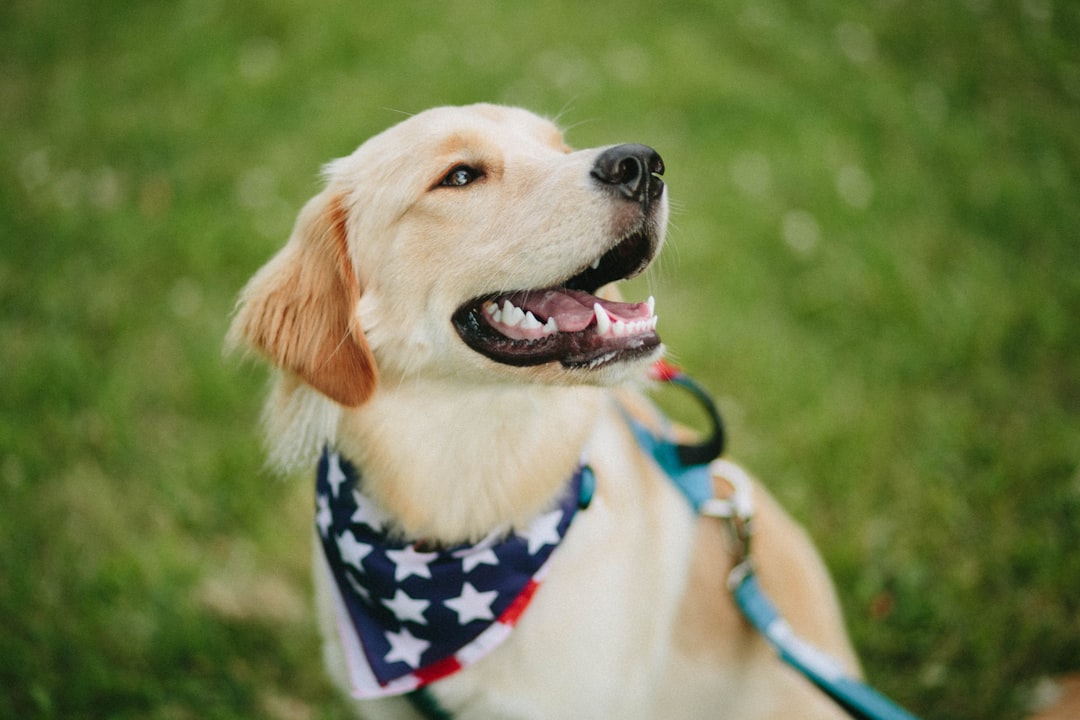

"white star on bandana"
[327, 452, 348, 497]
[386, 545, 439, 581]
[337, 530, 373, 570]
[453, 531, 502, 573]
[316, 494, 333, 538]
[444, 582, 498, 625]
[384, 626, 429, 669]
[383, 589, 430, 625]
[522, 509, 564, 555]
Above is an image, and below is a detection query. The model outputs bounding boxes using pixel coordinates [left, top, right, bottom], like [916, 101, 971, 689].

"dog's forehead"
[327, 105, 573, 209]
[383, 104, 570, 156]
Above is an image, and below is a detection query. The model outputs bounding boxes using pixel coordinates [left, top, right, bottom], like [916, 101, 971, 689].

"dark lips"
[452, 228, 662, 369]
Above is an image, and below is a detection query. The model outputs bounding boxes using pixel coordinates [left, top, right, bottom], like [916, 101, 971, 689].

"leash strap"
[645, 362, 923, 720]
[704, 462, 920, 720]
[730, 573, 920, 720]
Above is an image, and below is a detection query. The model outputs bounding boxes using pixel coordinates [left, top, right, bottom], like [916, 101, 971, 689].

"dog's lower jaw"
[335, 379, 607, 545]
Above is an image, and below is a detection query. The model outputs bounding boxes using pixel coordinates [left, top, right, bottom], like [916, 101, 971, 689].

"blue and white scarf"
[315, 447, 586, 698]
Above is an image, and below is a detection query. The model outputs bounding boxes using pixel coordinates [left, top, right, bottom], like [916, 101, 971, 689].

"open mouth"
[451, 228, 661, 369]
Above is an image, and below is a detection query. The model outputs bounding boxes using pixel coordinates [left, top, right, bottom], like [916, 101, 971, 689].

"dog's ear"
[227, 191, 377, 406]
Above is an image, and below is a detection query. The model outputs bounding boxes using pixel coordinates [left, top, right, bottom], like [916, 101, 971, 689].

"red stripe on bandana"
[500, 579, 539, 626]
[413, 654, 464, 686]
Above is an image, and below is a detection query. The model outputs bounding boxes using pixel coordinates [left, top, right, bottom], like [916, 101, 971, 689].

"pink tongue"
[513, 289, 650, 332]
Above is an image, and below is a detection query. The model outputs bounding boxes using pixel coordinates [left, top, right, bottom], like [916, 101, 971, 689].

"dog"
[228, 104, 860, 719]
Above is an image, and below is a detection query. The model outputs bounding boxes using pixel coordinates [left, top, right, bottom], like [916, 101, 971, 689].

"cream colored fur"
[229, 104, 859, 719]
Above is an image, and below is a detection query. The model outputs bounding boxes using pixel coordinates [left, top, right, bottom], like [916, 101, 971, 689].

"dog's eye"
[440, 165, 482, 188]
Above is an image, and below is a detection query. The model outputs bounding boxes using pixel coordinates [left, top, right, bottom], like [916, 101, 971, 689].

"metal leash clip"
[700, 458, 756, 589]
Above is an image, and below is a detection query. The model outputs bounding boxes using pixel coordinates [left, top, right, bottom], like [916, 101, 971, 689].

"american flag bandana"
[315, 447, 587, 698]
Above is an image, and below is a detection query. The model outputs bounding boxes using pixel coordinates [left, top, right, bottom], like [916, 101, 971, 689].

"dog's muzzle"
[452, 144, 667, 371]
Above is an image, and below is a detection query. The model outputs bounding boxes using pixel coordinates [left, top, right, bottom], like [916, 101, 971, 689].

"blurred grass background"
[2, 1, 1077, 718]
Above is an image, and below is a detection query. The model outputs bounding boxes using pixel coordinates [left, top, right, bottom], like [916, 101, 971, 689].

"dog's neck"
[335, 379, 605, 544]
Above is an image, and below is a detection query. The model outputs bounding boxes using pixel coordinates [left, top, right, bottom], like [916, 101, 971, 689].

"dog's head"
[228, 104, 668, 406]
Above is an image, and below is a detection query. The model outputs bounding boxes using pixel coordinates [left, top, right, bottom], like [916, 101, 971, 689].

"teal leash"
[730, 570, 921, 720]
[642, 360, 924, 720]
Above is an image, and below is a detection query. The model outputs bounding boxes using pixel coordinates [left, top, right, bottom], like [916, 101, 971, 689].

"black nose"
[591, 144, 665, 205]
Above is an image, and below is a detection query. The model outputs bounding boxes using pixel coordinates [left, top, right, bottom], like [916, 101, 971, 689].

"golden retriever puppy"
[229, 104, 859, 719]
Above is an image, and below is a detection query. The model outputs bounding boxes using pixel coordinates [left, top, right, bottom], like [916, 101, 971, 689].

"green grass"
[2, 1, 1077, 718]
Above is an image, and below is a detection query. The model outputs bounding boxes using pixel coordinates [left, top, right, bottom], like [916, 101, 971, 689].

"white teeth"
[593, 303, 612, 335]
[487, 296, 656, 339]
[501, 299, 525, 327]
[520, 311, 542, 330]
[590, 257, 602, 270]
[593, 301, 659, 337]
[487, 299, 557, 336]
